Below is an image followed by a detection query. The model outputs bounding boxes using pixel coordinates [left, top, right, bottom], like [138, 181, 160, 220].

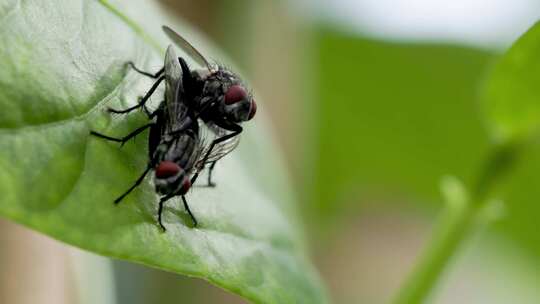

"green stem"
[97, 0, 164, 53]
[392, 142, 520, 304]
[392, 198, 478, 304]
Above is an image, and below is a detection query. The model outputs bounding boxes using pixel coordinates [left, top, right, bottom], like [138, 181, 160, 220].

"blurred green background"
[2, 0, 540, 303]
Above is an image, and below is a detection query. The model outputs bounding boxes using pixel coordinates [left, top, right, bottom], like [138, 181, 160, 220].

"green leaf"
[311, 28, 493, 229]
[0, 1, 327, 303]
[310, 28, 540, 297]
[482, 21, 540, 142]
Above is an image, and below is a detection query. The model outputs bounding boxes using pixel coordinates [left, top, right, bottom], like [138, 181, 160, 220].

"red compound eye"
[248, 100, 257, 120]
[155, 161, 180, 179]
[224, 85, 247, 105]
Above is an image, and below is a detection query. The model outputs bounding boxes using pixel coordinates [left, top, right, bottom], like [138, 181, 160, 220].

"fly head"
[154, 160, 191, 195]
[201, 68, 256, 123]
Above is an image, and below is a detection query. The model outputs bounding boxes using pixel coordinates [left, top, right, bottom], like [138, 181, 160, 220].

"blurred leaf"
[494, 142, 540, 257]
[440, 176, 468, 210]
[0, 1, 327, 303]
[311, 28, 493, 225]
[311, 27, 540, 268]
[482, 21, 540, 142]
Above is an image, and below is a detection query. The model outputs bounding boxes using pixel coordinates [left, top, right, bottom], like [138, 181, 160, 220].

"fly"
[159, 26, 257, 187]
[91, 46, 203, 231]
[89, 26, 257, 231]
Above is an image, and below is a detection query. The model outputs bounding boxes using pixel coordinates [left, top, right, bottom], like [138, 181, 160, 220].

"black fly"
[161, 26, 257, 186]
[91, 46, 202, 231]
[90, 26, 256, 231]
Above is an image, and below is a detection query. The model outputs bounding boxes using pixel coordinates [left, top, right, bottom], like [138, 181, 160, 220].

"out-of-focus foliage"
[311, 27, 540, 263]
[312, 27, 492, 222]
[483, 21, 540, 142]
[481, 21, 540, 262]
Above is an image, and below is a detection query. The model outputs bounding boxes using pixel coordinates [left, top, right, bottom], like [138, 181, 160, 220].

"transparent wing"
[162, 25, 212, 70]
[196, 124, 241, 169]
[164, 45, 188, 125]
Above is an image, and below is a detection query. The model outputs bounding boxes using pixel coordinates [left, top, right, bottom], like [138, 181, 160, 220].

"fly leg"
[206, 161, 217, 187]
[194, 161, 217, 187]
[182, 196, 198, 227]
[90, 123, 154, 147]
[113, 166, 152, 205]
[91, 124, 157, 205]
[157, 194, 174, 231]
[157, 194, 198, 231]
[127, 62, 164, 79]
[108, 75, 165, 115]
[142, 102, 164, 119]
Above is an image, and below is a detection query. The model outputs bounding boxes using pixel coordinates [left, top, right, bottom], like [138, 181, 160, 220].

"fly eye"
[155, 161, 181, 179]
[224, 85, 247, 105]
[248, 99, 257, 120]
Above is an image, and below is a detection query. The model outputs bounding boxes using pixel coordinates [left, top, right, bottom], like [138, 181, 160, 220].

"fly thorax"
[192, 68, 211, 82]
[202, 78, 222, 99]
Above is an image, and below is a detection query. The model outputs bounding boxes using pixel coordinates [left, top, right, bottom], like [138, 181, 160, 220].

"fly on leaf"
[90, 26, 256, 231]
[162, 25, 257, 186]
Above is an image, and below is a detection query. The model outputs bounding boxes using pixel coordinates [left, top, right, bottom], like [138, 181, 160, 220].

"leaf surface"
[0, 1, 327, 303]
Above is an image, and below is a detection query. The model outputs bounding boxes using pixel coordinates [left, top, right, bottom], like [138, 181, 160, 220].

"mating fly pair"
[91, 26, 257, 231]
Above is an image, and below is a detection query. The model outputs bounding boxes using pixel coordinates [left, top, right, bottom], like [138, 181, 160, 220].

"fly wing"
[196, 123, 240, 170]
[162, 25, 212, 70]
[164, 45, 188, 126]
